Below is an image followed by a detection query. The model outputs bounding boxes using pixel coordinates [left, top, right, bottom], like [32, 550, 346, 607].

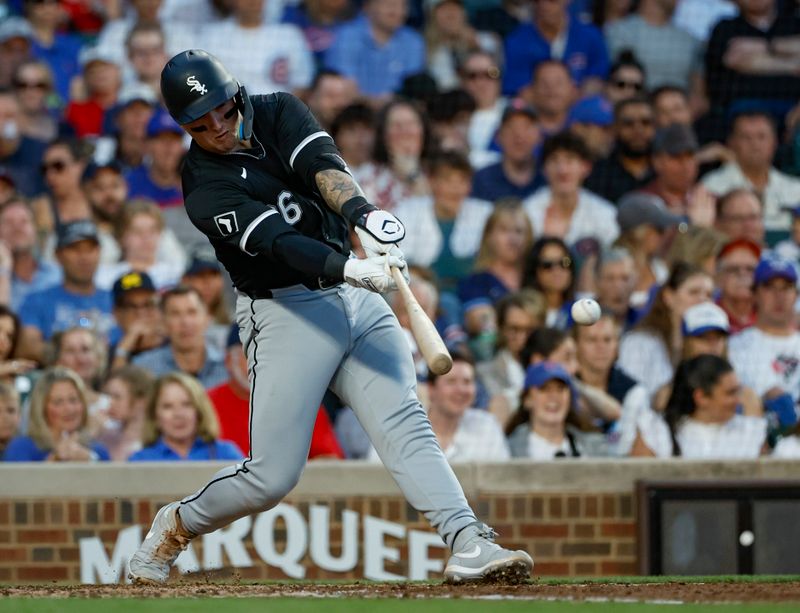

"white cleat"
[444, 522, 533, 584]
[128, 502, 194, 585]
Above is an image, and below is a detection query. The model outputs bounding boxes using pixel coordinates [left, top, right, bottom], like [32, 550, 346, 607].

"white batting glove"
[343, 254, 406, 293]
[354, 210, 405, 256]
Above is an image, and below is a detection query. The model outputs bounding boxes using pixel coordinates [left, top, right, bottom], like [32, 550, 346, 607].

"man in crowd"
[714, 188, 766, 246]
[133, 286, 227, 389]
[526, 61, 577, 136]
[715, 237, 760, 334]
[82, 160, 127, 264]
[108, 83, 158, 171]
[593, 247, 639, 331]
[567, 95, 614, 161]
[124, 22, 169, 96]
[306, 70, 358, 131]
[109, 270, 165, 369]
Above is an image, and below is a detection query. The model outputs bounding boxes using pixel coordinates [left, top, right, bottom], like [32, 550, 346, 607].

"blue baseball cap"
[524, 361, 573, 390]
[147, 108, 183, 138]
[754, 256, 798, 286]
[568, 95, 613, 127]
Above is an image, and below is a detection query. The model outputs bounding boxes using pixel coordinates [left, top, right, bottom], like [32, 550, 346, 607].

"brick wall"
[0, 491, 636, 583]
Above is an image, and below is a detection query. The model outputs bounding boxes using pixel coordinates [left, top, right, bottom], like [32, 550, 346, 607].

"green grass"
[1, 600, 799, 613]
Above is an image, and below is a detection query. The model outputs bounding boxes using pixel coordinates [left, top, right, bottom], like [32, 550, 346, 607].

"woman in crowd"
[129, 372, 243, 461]
[50, 326, 109, 416]
[602, 50, 645, 105]
[93, 365, 154, 462]
[0, 382, 20, 459]
[477, 290, 546, 427]
[617, 262, 713, 398]
[13, 60, 61, 142]
[355, 99, 435, 212]
[506, 361, 586, 459]
[458, 200, 534, 338]
[96, 198, 183, 290]
[459, 50, 505, 168]
[3, 367, 110, 461]
[631, 355, 767, 459]
[0, 305, 36, 391]
[522, 237, 576, 329]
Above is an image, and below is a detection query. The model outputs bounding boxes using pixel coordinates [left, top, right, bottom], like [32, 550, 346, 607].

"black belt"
[247, 276, 341, 300]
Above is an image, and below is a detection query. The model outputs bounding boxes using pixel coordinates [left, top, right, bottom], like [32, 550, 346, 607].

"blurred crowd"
[3, 0, 800, 465]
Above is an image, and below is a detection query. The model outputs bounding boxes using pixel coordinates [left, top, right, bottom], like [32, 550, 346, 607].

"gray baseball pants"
[178, 283, 477, 548]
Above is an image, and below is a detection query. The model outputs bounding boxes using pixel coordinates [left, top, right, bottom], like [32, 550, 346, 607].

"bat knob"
[430, 354, 453, 376]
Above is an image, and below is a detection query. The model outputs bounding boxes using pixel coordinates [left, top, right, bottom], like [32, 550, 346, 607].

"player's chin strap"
[235, 84, 253, 140]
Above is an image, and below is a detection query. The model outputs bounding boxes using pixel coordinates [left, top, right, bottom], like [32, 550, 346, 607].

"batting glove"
[343, 254, 407, 293]
[354, 210, 406, 257]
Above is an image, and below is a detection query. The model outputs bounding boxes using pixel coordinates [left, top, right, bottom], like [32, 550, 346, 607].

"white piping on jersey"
[289, 131, 330, 169]
[239, 209, 279, 256]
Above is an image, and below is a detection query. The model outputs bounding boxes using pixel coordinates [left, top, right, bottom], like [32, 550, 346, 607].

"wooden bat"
[391, 267, 453, 376]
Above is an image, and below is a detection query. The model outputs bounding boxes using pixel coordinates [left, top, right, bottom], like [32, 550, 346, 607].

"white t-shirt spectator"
[773, 435, 800, 458]
[468, 99, 505, 170]
[702, 162, 800, 231]
[526, 431, 575, 460]
[522, 187, 619, 249]
[394, 196, 493, 268]
[203, 20, 314, 94]
[637, 409, 767, 459]
[617, 330, 673, 399]
[728, 327, 800, 401]
[672, 0, 738, 41]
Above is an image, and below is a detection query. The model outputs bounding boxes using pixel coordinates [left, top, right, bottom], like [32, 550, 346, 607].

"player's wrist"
[323, 252, 348, 281]
[341, 196, 377, 227]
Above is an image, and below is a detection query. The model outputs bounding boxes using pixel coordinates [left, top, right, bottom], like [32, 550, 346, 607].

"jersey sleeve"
[184, 180, 295, 258]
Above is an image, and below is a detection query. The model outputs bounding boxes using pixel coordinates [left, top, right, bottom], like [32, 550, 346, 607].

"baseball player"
[127, 50, 532, 584]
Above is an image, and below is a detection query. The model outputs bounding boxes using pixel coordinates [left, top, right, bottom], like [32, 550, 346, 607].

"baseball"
[571, 298, 601, 326]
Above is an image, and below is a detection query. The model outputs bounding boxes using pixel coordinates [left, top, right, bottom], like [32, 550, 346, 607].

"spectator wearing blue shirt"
[282, 0, 355, 71]
[132, 286, 228, 390]
[3, 367, 110, 462]
[472, 99, 545, 202]
[0, 89, 47, 197]
[19, 220, 114, 359]
[128, 372, 243, 462]
[324, 0, 425, 99]
[502, 0, 608, 97]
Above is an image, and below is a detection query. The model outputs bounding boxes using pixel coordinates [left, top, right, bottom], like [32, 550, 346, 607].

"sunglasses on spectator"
[13, 79, 48, 90]
[463, 67, 500, 81]
[620, 117, 653, 127]
[538, 257, 572, 271]
[612, 79, 643, 92]
[40, 160, 68, 174]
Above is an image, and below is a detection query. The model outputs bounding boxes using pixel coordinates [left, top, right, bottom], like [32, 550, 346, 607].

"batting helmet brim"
[173, 79, 240, 125]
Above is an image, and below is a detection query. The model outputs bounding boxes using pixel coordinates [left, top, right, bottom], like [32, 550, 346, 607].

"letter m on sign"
[79, 525, 142, 584]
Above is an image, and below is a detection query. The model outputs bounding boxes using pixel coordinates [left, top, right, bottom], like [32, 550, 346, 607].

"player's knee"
[249, 469, 303, 511]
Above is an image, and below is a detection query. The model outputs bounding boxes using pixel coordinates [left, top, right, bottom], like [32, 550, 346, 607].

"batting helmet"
[160, 49, 253, 139]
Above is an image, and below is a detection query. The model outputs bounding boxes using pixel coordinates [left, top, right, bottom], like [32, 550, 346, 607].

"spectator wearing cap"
[96, 198, 183, 291]
[18, 220, 114, 359]
[523, 131, 618, 250]
[471, 99, 544, 203]
[132, 286, 227, 389]
[613, 192, 684, 309]
[729, 256, 800, 413]
[617, 261, 713, 398]
[0, 17, 35, 90]
[606, 0, 702, 93]
[208, 325, 345, 459]
[702, 112, 800, 231]
[714, 188, 765, 247]
[306, 70, 358, 132]
[505, 361, 585, 459]
[502, 0, 608, 98]
[585, 96, 655, 204]
[64, 46, 122, 138]
[124, 109, 184, 209]
[715, 237, 760, 334]
[458, 50, 505, 169]
[567, 95, 614, 160]
[12, 60, 61, 142]
[0, 196, 61, 312]
[0, 88, 47, 197]
[526, 61, 577, 137]
[109, 270, 165, 370]
[23, 0, 82, 102]
[124, 22, 168, 97]
[324, 0, 424, 100]
[181, 249, 231, 354]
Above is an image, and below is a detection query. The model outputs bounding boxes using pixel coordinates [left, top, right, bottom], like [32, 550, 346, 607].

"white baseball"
[571, 298, 601, 326]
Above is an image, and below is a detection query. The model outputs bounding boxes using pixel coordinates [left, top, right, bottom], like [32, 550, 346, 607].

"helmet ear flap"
[236, 85, 253, 140]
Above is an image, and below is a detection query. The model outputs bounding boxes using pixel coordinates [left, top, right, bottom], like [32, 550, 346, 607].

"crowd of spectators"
[3, 0, 800, 464]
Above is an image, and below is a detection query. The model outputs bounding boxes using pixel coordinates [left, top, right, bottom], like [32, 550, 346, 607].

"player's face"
[526, 380, 570, 428]
[56, 329, 98, 385]
[155, 382, 199, 445]
[45, 381, 85, 436]
[576, 317, 618, 374]
[429, 361, 476, 418]
[183, 99, 241, 154]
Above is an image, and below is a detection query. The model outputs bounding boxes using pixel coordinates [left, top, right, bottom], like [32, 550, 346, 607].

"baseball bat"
[391, 267, 453, 376]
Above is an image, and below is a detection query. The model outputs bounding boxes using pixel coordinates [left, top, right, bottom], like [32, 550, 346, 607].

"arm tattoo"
[315, 169, 365, 214]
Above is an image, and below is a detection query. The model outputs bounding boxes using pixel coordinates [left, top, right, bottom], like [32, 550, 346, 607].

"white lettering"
[252, 504, 307, 578]
[363, 516, 405, 581]
[309, 505, 358, 572]
[408, 530, 445, 580]
[79, 524, 141, 584]
[203, 517, 254, 570]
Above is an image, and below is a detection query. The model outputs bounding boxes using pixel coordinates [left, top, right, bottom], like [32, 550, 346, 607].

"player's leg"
[330, 286, 532, 581]
[129, 288, 348, 583]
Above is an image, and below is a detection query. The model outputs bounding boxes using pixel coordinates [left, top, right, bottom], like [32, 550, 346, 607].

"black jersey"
[182, 93, 351, 297]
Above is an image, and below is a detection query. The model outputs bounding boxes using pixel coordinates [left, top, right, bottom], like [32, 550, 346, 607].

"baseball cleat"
[128, 502, 194, 584]
[444, 522, 533, 584]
